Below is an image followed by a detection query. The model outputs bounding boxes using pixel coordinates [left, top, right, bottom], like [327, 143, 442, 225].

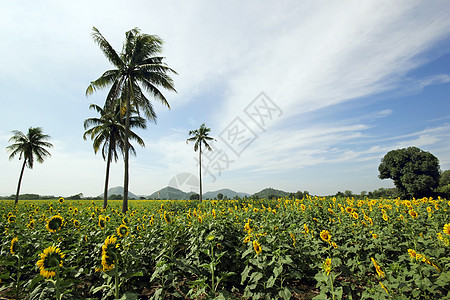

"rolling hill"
[98, 186, 139, 199]
[147, 186, 194, 200]
[203, 189, 250, 199]
[252, 187, 290, 199]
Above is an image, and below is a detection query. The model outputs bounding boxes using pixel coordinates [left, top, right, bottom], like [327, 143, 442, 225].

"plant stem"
[329, 274, 335, 300]
[114, 253, 119, 299]
[55, 265, 61, 300]
[15, 255, 20, 300]
[210, 243, 215, 293]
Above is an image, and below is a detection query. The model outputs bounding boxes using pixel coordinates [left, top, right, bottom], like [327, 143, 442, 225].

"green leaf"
[241, 265, 253, 284]
[266, 275, 276, 288]
[125, 271, 143, 278]
[249, 272, 263, 284]
[120, 292, 138, 300]
[188, 278, 206, 286]
[436, 271, 450, 287]
[332, 286, 343, 300]
[278, 287, 291, 300]
[153, 288, 163, 299]
[242, 247, 253, 259]
[91, 284, 111, 294]
[280, 255, 293, 265]
[312, 293, 328, 300]
[274, 265, 283, 278]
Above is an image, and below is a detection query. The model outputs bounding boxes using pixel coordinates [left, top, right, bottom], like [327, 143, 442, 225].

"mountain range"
[101, 186, 257, 200]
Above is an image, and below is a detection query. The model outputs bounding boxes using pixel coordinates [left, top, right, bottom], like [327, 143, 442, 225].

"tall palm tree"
[86, 27, 177, 212]
[6, 127, 53, 205]
[83, 102, 146, 209]
[186, 124, 215, 202]
[86, 27, 177, 213]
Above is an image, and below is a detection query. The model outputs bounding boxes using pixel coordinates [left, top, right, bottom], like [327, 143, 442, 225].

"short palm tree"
[186, 124, 215, 202]
[83, 102, 146, 209]
[86, 27, 177, 213]
[6, 127, 53, 205]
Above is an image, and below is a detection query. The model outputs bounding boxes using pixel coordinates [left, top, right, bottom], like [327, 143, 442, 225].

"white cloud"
[214, 1, 450, 128]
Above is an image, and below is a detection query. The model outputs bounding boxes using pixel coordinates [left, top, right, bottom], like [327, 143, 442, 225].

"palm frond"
[91, 27, 123, 69]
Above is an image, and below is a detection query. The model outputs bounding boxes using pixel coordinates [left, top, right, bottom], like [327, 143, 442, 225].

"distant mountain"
[203, 189, 250, 199]
[148, 186, 194, 200]
[98, 186, 139, 200]
[252, 187, 290, 199]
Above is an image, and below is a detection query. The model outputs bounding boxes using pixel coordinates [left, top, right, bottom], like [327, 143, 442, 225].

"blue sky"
[1, 1, 450, 197]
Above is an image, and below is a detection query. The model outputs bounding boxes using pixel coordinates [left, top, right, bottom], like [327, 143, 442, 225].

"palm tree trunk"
[15, 159, 27, 205]
[199, 144, 202, 202]
[103, 142, 113, 209]
[122, 79, 133, 213]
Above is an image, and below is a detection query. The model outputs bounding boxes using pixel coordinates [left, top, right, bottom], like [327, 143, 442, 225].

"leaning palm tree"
[86, 27, 177, 213]
[83, 102, 146, 209]
[186, 124, 215, 202]
[6, 127, 53, 205]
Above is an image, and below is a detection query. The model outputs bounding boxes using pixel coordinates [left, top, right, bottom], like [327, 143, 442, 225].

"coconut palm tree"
[186, 124, 215, 202]
[83, 102, 146, 209]
[86, 27, 177, 212]
[6, 127, 53, 205]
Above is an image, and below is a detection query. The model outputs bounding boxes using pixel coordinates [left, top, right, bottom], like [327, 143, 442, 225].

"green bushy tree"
[378, 147, 440, 199]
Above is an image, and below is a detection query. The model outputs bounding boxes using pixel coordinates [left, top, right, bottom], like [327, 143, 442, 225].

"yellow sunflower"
[408, 210, 419, 219]
[244, 219, 252, 232]
[303, 224, 309, 234]
[73, 219, 80, 228]
[27, 219, 36, 229]
[7, 214, 16, 224]
[163, 211, 171, 223]
[443, 223, 450, 235]
[116, 224, 129, 238]
[323, 258, 332, 276]
[253, 240, 262, 255]
[379, 282, 389, 294]
[10, 237, 18, 255]
[290, 232, 296, 247]
[46, 215, 64, 233]
[36, 246, 65, 279]
[371, 257, 385, 278]
[58, 197, 64, 204]
[320, 230, 331, 243]
[101, 235, 119, 271]
[98, 215, 106, 230]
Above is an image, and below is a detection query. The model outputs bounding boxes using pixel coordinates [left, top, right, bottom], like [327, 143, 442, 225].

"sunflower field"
[0, 196, 449, 299]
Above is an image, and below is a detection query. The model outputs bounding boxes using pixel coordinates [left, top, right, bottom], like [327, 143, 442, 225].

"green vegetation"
[438, 170, 450, 197]
[253, 187, 291, 199]
[0, 197, 449, 299]
[378, 146, 441, 199]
